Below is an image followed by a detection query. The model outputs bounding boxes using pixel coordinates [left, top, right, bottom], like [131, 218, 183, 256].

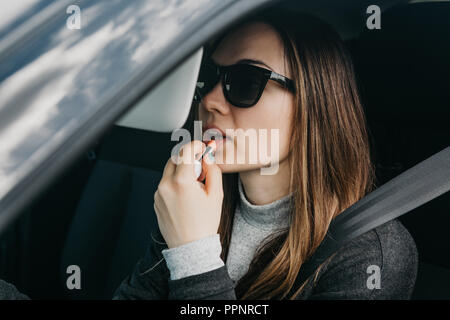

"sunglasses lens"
[195, 61, 267, 108]
[195, 62, 219, 100]
[224, 65, 265, 108]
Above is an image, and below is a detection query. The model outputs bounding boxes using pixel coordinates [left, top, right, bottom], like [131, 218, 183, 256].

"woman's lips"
[202, 126, 229, 147]
[203, 125, 226, 135]
[204, 135, 225, 150]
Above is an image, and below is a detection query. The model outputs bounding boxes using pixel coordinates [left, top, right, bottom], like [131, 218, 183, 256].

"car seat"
[353, 1, 450, 299]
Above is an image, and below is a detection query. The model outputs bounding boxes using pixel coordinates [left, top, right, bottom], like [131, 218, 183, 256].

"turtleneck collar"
[237, 176, 293, 230]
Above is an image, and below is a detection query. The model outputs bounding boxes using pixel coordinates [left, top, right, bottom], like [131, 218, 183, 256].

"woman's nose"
[201, 82, 231, 116]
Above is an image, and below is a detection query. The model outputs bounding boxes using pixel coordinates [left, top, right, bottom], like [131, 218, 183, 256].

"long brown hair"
[192, 11, 375, 300]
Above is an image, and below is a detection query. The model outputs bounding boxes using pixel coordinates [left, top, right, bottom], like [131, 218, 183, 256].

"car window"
[0, 0, 241, 231]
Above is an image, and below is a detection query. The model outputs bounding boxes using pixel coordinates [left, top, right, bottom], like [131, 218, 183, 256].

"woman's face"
[198, 21, 294, 174]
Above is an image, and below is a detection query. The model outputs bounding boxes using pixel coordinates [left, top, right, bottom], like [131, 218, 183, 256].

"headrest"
[354, 2, 450, 118]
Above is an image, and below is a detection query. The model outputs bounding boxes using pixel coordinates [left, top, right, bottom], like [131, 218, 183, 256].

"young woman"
[114, 11, 418, 300]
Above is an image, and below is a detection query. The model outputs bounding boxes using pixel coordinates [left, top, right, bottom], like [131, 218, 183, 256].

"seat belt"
[295, 146, 450, 286]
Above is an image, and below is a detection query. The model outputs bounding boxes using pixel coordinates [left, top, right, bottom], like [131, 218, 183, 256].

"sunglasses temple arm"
[270, 72, 295, 92]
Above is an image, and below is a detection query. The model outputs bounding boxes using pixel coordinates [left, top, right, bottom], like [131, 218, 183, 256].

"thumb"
[203, 156, 223, 197]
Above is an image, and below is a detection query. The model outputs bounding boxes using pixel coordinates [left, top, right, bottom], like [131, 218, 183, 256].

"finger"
[198, 167, 206, 182]
[198, 155, 208, 181]
[175, 140, 205, 180]
[198, 148, 215, 182]
[153, 190, 168, 218]
[153, 200, 160, 218]
[153, 190, 161, 216]
[162, 156, 176, 179]
[203, 158, 223, 197]
[178, 140, 205, 161]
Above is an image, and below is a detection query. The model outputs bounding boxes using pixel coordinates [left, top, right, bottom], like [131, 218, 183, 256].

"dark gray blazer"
[0, 219, 418, 300]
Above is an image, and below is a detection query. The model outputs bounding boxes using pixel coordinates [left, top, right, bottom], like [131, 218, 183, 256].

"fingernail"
[194, 160, 202, 178]
[208, 152, 215, 163]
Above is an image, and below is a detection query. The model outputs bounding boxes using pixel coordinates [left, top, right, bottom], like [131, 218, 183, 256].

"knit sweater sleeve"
[113, 227, 237, 300]
[161, 234, 225, 280]
[161, 234, 238, 299]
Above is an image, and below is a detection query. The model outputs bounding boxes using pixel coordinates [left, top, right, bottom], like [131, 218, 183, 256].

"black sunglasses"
[193, 58, 295, 108]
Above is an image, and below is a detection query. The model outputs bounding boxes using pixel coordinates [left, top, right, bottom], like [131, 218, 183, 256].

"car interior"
[0, 0, 449, 299]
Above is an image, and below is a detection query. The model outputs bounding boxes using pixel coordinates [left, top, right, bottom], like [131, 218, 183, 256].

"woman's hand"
[153, 140, 224, 249]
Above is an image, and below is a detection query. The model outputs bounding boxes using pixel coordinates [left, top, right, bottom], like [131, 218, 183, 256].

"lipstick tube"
[194, 140, 217, 179]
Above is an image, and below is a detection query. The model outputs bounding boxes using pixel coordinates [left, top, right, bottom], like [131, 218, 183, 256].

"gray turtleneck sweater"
[161, 177, 291, 282]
